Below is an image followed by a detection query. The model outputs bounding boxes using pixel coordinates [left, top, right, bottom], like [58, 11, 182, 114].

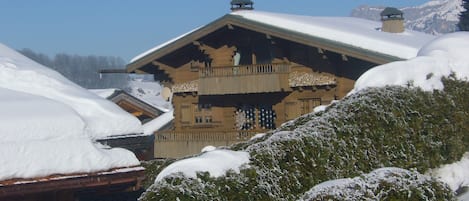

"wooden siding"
[154, 130, 257, 158]
[198, 63, 291, 95]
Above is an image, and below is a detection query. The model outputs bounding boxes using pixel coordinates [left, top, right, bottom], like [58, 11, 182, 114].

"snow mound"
[351, 32, 469, 93]
[0, 43, 142, 139]
[155, 149, 250, 183]
[0, 43, 140, 181]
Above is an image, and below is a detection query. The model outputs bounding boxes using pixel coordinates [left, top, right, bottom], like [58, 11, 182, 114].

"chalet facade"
[127, 7, 434, 158]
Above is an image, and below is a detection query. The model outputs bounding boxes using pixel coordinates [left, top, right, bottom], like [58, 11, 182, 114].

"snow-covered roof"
[89, 88, 120, 99]
[0, 43, 141, 181]
[129, 10, 435, 67]
[143, 110, 174, 135]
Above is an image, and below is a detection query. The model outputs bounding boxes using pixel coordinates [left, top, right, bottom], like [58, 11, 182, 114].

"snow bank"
[351, 32, 469, 93]
[0, 43, 140, 181]
[155, 149, 250, 183]
[428, 152, 469, 191]
[0, 43, 142, 139]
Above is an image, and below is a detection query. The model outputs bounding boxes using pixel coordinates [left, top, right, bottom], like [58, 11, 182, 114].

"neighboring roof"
[381, 7, 404, 17]
[0, 43, 141, 182]
[0, 166, 144, 198]
[128, 10, 435, 72]
[143, 110, 174, 135]
[90, 89, 167, 115]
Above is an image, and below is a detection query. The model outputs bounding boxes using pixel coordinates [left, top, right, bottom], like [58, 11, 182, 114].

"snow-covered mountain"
[351, 0, 464, 35]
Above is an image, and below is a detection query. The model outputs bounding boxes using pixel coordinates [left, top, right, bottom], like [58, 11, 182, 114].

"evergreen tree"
[458, 0, 469, 31]
[18, 49, 129, 89]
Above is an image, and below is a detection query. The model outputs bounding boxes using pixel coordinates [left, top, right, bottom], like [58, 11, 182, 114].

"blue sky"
[0, 0, 429, 62]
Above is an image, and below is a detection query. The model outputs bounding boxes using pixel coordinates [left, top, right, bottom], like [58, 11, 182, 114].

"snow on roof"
[0, 43, 141, 181]
[130, 10, 435, 64]
[143, 110, 174, 135]
[230, 10, 435, 60]
[0, 43, 142, 139]
[89, 88, 120, 99]
[350, 32, 469, 93]
[130, 27, 201, 63]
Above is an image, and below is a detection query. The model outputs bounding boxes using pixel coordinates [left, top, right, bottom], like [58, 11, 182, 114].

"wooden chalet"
[0, 167, 145, 201]
[126, 4, 434, 158]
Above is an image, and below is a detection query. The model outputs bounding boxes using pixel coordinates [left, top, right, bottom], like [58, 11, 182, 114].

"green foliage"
[141, 159, 175, 189]
[141, 78, 469, 200]
[458, 0, 469, 31]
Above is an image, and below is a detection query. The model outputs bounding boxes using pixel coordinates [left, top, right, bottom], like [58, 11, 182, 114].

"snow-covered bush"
[140, 77, 468, 200]
[300, 168, 452, 201]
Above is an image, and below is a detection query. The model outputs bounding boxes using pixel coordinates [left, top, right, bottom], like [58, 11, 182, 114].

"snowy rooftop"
[0, 43, 142, 181]
[130, 10, 435, 64]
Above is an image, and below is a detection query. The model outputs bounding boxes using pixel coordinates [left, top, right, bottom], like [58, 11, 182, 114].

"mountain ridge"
[351, 0, 464, 35]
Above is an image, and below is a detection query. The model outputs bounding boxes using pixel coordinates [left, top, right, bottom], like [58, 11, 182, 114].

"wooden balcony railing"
[199, 63, 290, 78]
[198, 63, 291, 95]
[155, 130, 258, 142]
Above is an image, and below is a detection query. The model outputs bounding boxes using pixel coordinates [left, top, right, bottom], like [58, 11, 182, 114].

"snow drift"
[0, 43, 141, 181]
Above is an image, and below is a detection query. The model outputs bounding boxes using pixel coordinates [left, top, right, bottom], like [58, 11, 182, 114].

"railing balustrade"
[199, 63, 290, 78]
[155, 130, 258, 142]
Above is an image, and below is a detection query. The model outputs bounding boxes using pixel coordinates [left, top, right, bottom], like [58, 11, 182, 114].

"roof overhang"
[0, 166, 145, 199]
[127, 14, 403, 73]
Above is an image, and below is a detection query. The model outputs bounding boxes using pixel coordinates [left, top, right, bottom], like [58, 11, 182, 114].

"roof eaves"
[227, 14, 404, 64]
[126, 14, 236, 72]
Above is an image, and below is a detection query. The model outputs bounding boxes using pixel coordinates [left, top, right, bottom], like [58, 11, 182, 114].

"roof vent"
[380, 7, 405, 33]
[231, 0, 254, 11]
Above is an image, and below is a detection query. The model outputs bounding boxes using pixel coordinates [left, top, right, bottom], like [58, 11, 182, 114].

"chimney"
[230, 0, 254, 11]
[380, 7, 405, 33]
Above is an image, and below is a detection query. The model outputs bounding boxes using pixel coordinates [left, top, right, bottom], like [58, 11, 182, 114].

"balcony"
[198, 63, 291, 95]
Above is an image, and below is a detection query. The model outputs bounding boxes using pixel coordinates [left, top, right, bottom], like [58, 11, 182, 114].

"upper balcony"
[198, 63, 291, 95]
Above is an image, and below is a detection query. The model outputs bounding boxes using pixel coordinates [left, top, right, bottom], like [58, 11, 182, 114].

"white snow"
[154, 149, 250, 183]
[142, 110, 174, 135]
[201, 146, 216, 153]
[0, 43, 142, 139]
[0, 43, 140, 182]
[127, 77, 172, 112]
[89, 88, 120, 99]
[130, 27, 201, 63]
[351, 32, 469, 94]
[428, 152, 469, 192]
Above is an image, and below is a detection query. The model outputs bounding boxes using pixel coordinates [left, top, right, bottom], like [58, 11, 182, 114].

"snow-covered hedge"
[140, 77, 469, 200]
[300, 168, 452, 201]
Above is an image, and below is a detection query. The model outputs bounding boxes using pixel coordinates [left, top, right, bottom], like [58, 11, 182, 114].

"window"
[235, 104, 276, 130]
[235, 105, 255, 130]
[194, 104, 214, 125]
[259, 105, 276, 129]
